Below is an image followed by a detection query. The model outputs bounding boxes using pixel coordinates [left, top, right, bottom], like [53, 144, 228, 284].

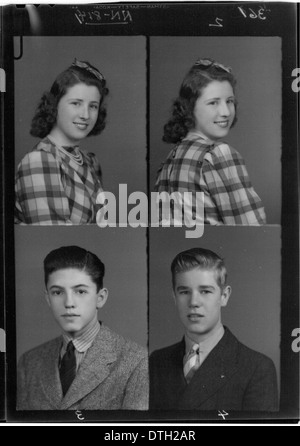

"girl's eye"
[227, 99, 235, 104]
[71, 102, 80, 107]
[209, 101, 218, 106]
[90, 104, 99, 110]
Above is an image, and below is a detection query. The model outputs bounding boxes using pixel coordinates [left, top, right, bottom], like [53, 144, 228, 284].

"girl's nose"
[219, 101, 230, 116]
[80, 105, 90, 120]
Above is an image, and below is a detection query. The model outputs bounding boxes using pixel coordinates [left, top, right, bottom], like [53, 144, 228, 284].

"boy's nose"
[65, 292, 75, 308]
[189, 292, 201, 307]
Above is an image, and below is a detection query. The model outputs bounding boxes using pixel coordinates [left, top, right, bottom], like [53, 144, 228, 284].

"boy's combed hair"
[163, 58, 237, 144]
[171, 247, 227, 290]
[31, 60, 109, 139]
[44, 245, 105, 291]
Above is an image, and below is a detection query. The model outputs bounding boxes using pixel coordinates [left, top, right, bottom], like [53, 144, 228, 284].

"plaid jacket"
[154, 134, 266, 225]
[15, 138, 103, 225]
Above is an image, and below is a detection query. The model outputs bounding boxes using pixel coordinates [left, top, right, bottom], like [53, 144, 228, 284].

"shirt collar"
[185, 325, 225, 356]
[185, 130, 215, 145]
[62, 318, 100, 353]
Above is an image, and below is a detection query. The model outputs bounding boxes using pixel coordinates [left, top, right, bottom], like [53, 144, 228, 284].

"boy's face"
[173, 268, 231, 343]
[45, 268, 107, 339]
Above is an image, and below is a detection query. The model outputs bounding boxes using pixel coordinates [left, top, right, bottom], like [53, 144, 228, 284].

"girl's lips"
[74, 122, 89, 130]
[215, 120, 230, 128]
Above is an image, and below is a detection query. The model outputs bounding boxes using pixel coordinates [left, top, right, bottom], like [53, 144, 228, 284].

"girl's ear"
[96, 288, 108, 310]
[221, 285, 231, 308]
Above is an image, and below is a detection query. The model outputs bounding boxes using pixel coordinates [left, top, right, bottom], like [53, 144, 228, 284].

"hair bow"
[194, 58, 232, 73]
[72, 58, 105, 82]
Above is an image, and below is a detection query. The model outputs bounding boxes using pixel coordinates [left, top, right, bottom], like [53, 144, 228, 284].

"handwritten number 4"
[218, 410, 229, 420]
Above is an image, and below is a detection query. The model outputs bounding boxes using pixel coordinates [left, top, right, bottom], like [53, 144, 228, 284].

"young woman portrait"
[151, 37, 282, 226]
[15, 59, 109, 225]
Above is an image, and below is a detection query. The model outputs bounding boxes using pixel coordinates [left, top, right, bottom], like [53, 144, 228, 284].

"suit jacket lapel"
[61, 326, 117, 409]
[39, 337, 63, 409]
[178, 329, 239, 409]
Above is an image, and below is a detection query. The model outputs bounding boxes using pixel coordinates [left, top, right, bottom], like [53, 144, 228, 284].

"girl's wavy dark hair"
[163, 59, 238, 144]
[30, 61, 109, 138]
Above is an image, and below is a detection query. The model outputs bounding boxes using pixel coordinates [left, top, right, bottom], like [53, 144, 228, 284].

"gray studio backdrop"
[150, 37, 282, 224]
[14, 36, 147, 196]
[15, 226, 147, 360]
[149, 226, 281, 388]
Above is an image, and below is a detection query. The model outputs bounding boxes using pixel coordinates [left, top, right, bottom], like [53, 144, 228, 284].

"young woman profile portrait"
[15, 59, 109, 225]
[155, 58, 266, 225]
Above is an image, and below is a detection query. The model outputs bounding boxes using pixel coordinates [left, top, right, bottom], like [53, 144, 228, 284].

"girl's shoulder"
[206, 141, 244, 164]
[18, 138, 59, 168]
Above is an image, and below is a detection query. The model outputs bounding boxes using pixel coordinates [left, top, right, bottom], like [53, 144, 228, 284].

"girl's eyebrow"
[205, 95, 235, 102]
[68, 98, 100, 103]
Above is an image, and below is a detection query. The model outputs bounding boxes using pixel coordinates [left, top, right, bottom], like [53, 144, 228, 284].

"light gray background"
[149, 226, 281, 387]
[150, 37, 282, 224]
[15, 226, 147, 360]
[14, 36, 147, 196]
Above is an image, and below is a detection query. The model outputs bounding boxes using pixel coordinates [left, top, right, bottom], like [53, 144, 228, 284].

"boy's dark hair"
[171, 247, 227, 290]
[163, 58, 237, 144]
[30, 60, 109, 139]
[44, 246, 105, 292]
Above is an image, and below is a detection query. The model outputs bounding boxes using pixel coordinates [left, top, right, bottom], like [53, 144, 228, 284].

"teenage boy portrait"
[149, 247, 278, 412]
[17, 245, 148, 411]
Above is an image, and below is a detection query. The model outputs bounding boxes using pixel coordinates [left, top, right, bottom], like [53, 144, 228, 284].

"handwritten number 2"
[209, 18, 223, 28]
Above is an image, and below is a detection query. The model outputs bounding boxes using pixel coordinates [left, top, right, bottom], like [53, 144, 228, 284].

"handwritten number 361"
[238, 6, 268, 20]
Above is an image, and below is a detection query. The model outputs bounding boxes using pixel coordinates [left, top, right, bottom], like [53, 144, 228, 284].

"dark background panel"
[15, 226, 148, 359]
[149, 226, 281, 390]
[150, 36, 282, 224]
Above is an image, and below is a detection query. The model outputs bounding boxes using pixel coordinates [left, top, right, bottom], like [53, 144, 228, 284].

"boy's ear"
[44, 289, 51, 307]
[96, 288, 108, 310]
[221, 285, 231, 307]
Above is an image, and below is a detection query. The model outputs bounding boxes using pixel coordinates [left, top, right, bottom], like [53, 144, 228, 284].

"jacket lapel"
[38, 337, 63, 409]
[178, 328, 239, 409]
[60, 326, 117, 409]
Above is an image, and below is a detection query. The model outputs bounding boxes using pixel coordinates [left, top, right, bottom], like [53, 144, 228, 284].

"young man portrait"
[17, 245, 148, 411]
[149, 247, 278, 412]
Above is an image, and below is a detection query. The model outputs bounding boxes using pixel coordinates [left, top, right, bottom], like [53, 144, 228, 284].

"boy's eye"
[227, 99, 235, 104]
[51, 290, 63, 296]
[76, 289, 87, 295]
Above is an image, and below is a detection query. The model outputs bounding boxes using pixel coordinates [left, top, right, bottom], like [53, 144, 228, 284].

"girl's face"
[45, 268, 108, 339]
[193, 80, 235, 141]
[50, 82, 101, 146]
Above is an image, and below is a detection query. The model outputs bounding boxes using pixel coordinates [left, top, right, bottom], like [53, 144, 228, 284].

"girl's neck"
[48, 129, 80, 148]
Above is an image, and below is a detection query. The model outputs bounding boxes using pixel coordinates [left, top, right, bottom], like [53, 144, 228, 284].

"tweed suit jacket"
[150, 328, 278, 412]
[17, 325, 148, 411]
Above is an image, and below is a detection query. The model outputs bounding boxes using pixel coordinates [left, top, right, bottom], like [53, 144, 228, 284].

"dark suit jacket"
[150, 328, 278, 412]
[18, 325, 148, 411]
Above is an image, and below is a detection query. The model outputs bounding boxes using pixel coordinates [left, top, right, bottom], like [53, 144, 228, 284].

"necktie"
[60, 341, 76, 397]
[184, 345, 201, 384]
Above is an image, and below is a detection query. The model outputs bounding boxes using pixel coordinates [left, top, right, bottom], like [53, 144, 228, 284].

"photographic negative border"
[1, 2, 299, 424]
